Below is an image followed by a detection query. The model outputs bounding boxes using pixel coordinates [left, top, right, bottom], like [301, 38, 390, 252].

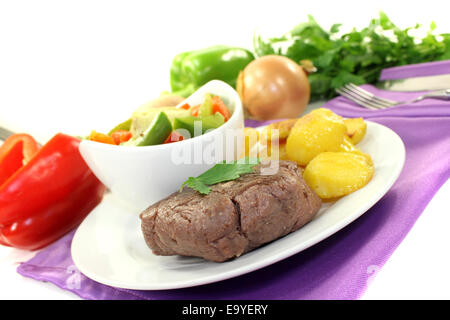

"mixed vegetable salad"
[88, 93, 231, 146]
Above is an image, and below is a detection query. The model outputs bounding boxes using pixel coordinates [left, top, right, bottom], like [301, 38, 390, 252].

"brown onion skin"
[237, 55, 310, 121]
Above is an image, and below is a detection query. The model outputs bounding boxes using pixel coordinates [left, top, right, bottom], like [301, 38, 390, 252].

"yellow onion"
[237, 55, 310, 121]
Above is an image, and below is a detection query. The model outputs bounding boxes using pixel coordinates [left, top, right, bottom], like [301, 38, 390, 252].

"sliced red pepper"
[191, 104, 201, 117]
[111, 130, 132, 145]
[164, 131, 184, 144]
[179, 103, 191, 110]
[0, 133, 105, 250]
[212, 96, 231, 121]
[0, 134, 39, 186]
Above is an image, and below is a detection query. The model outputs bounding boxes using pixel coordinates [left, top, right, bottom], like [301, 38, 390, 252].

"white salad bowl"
[79, 80, 244, 211]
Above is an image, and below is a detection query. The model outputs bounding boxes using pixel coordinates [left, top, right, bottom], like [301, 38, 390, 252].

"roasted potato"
[303, 151, 374, 199]
[258, 141, 289, 160]
[242, 126, 290, 160]
[339, 136, 373, 165]
[286, 108, 347, 166]
[340, 136, 358, 152]
[242, 127, 260, 158]
[260, 118, 297, 142]
[344, 118, 367, 145]
[278, 143, 288, 160]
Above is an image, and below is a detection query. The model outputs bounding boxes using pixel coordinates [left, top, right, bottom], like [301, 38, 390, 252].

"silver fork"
[336, 83, 450, 110]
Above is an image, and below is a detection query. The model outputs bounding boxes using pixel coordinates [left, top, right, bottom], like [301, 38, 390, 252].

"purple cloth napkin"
[17, 86, 450, 300]
[379, 60, 450, 80]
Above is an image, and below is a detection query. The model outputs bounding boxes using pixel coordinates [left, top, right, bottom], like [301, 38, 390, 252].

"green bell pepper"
[170, 45, 255, 97]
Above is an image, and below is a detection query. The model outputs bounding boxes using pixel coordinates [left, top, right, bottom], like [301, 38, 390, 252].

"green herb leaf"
[180, 177, 211, 195]
[180, 158, 260, 195]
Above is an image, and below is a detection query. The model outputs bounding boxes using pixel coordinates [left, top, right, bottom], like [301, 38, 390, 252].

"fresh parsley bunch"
[254, 12, 450, 101]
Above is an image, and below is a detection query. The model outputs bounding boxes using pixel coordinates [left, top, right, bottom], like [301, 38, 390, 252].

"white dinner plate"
[71, 121, 405, 290]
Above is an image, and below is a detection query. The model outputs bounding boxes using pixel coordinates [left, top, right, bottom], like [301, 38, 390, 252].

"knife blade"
[0, 126, 15, 142]
[377, 74, 450, 91]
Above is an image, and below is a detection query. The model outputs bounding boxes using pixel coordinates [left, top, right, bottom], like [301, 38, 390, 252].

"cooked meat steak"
[140, 160, 322, 262]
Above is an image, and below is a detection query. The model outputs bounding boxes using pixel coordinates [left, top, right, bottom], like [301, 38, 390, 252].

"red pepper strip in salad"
[0, 134, 39, 186]
[111, 130, 132, 145]
[191, 97, 230, 121]
[164, 131, 184, 144]
[0, 133, 106, 250]
[212, 96, 231, 121]
[179, 103, 191, 110]
[191, 104, 201, 117]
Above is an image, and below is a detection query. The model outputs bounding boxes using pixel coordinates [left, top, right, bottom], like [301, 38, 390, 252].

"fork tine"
[345, 83, 397, 108]
[344, 84, 393, 108]
[338, 87, 386, 109]
[339, 88, 379, 110]
[339, 87, 386, 109]
[336, 88, 380, 110]
[340, 87, 388, 109]
[346, 83, 397, 104]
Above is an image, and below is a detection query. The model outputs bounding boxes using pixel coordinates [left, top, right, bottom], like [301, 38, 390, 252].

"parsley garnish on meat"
[180, 158, 260, 195]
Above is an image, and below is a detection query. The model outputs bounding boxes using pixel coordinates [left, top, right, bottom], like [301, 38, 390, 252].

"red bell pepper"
[191, 104, 201, 117]
[111, 130, 132, 145]
[179, 103, 191, 110]
[163, 131, 184, 144]
[0, 134, 40, 186]
[212, 96, 231, 121]
[0, 133, 106, 250]
[191, 97, 230, 120]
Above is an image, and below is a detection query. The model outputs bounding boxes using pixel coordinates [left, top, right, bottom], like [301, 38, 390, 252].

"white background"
[1, 0, 450, 299]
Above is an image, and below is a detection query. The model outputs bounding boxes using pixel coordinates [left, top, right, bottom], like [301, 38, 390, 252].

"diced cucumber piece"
[198, 94, 213, 117]
[173, 113, 225, 138]
[204, 113, 225, 129]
